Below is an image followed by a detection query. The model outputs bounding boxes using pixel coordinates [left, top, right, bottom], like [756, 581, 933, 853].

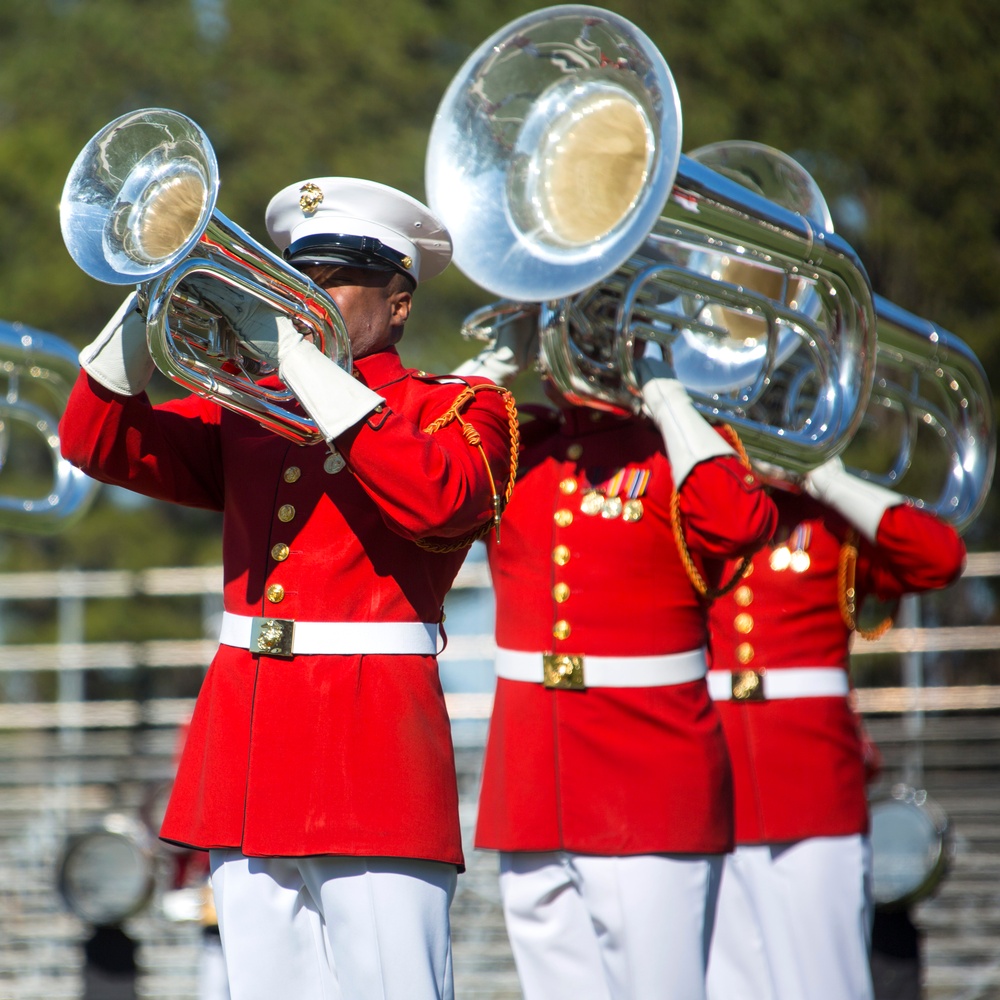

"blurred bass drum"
[870, 784, 952, 911]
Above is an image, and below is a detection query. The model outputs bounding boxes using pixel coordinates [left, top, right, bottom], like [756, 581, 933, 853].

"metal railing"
[0, 550, 998, 728]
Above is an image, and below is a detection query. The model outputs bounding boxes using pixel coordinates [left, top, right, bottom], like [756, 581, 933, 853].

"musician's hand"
[183, 276, 258, 330]
[79, 291, 155, 396]
[634, 339, 675, 385]
[635, 356, 733, 487]
[803, 456, 904, 543]
[452, 306, 539, 386]
[802, 456, 849, 500]
[182, 275, 299, 365]
[494, 308, 539, 372]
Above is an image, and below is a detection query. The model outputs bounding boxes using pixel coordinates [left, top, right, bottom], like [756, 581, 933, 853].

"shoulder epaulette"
[410, 370, 470, 386]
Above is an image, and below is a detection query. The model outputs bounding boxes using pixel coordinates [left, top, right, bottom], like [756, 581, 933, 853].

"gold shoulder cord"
[838, 528, 896, 640]
[414, 384, 519, 554]
[670, 424, 752, 600]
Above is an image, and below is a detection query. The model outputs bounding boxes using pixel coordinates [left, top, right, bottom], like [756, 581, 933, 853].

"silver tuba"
[60, 108, 352, 445]
[691, 140, 996, 530]
[428, 5, 878, 475]
[0, 321, 100, 532]
[842, 295, 995, 532]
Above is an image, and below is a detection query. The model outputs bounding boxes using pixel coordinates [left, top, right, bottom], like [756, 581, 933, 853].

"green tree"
[1, 0, 997, 576]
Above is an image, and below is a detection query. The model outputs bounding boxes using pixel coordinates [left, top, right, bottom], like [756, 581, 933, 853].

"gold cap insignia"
[400, 255, 413, 269]
[299, 183, 324, 214]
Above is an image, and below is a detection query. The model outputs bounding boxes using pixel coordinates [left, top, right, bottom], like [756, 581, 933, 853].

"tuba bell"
[690, 140, 996, 530]
[0, 321, 100, 532]
[60, 108, 352, 445]
[428, 5, 877, 475]
[426, 5, 682, 302]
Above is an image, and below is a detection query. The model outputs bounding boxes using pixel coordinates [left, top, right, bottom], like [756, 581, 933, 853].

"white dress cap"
[265, 177, 452, 285]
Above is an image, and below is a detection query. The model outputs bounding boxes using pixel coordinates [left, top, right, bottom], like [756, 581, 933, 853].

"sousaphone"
[427, 5, 878, 475]
[0, 321, 100, 532]
[691, 140, 995, 529]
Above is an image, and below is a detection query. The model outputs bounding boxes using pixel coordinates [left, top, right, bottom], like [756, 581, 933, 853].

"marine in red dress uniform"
[457, 333, 777, 1000]
[60, 178, 516, 1000]
[704, 460, 966, 1000]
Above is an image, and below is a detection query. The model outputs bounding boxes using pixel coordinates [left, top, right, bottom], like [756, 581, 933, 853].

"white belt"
[219, 612, 441, 658]
[708, 667, 849, 701]
[495, 647, 707, 690]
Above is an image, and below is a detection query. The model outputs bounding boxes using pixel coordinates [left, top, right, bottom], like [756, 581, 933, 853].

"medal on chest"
[769, 522, 812, 572]
[579, 466, 650, 522]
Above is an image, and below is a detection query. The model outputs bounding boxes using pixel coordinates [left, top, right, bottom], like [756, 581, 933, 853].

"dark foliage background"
[1, 0, 997, 590]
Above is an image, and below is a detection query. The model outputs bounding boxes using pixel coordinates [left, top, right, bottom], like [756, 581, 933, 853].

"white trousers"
[706, 836, 874, 1000]
[209, 851, 457, 1000]
[199, 931, 231, 1000]
[499, 850, 723, 1000]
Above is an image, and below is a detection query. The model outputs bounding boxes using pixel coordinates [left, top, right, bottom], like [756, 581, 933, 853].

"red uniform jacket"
[475, 405, 778, 855]
[707, 491, 965, 844]
[59, 348, 513, 866]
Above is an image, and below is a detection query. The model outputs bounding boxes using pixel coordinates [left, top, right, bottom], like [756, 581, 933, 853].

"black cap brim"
[284, 233, 411, 280]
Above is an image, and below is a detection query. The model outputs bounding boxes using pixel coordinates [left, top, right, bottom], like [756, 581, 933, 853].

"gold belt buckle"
[732, 669, 765, 701]
[543, 654, 586, 690]
[251, 617, 295, 658]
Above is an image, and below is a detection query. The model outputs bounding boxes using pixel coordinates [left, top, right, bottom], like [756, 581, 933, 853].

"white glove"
[183, 276, 284, 365]
[636, 357, 734, 486]
[452, 307, 538, 386]
[79, 292, 155, 396]
[276, 319, 385, 442]
[803, 456, 905, 542]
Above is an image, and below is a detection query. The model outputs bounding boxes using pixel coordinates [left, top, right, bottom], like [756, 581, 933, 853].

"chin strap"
[838, 529, 897, 640]
[414, 384, 520, 553]
[670, 424, 753, 599]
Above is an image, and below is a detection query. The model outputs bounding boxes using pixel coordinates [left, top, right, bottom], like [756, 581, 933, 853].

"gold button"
[559, 477, 578, 495]
[734, 585, 753, 607]
[271, 543, 290, 562]
[553, 582, 570, 603]
[277, 504, 295, 522]
[552, 545, 571, 566]
[734, 612, 754, 635]
[744, 474, 756, 485]
[552, 619, 571, 640]
[266, 583, 285, 603]
[554, 508, 573, 527]
[283, 466, 301, 483]
[324, 451, 346, 474]
[566, 443, 583, 460]
[736, 642, 754, 665]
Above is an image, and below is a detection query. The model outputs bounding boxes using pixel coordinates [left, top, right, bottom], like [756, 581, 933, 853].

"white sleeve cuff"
[804, 459, 905, 542]
[278, 341, 384, 442]
[79, 292, 155, 396]
[641, 377, 734, 486]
